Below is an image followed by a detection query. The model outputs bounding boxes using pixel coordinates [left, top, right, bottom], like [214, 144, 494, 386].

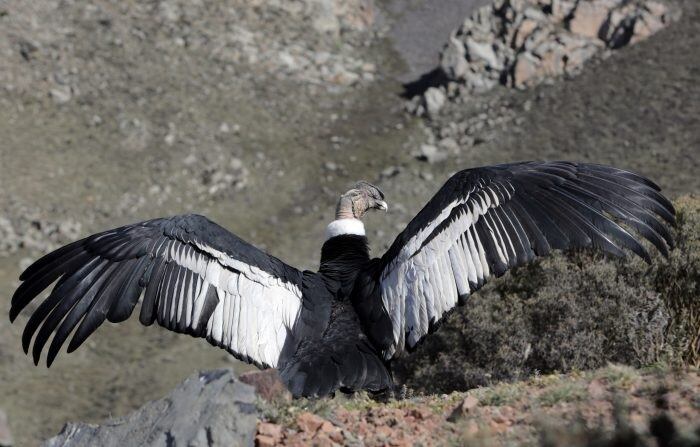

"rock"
[464, 71, 498, 93]
[551, 0, 577, 21]
[461, 395, 480, 412]
[255, 434, 276, 447]
[440, 36, 469, 80]
[296, 412, 326, 433]
[330, 69, 360, 86]
[239, 369, 291, 403]
[630, 5, 669, 44]
[49, 86, 72, 104]
[0, 409, 12, 447]
[380, 166, 401, 178]
[320, 422, 344, 443]
[258, 422, 283, 440]
[423, 87, 446, 117]
[311, 1, 341, 34]
[42, 370, 258, 447]
[335, 0, 376, 32]
[466, 38, 501, 70]
[164, 132, 175, 146]
[563, 41, 599, 73]
[449, 395, 480, 421]
[568, 1, 611, 39]
[512, 52, 539, 88]
[416, 144, 447, 163]
[89, 115, 103, 126]
[438, 137, 459, 153]
[514, 19, 539, 49]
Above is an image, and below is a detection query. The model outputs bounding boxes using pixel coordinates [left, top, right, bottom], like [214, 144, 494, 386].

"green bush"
[394, 196, 700, 394]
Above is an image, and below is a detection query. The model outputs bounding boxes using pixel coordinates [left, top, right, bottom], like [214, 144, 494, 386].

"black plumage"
[9, 161, 675, 397]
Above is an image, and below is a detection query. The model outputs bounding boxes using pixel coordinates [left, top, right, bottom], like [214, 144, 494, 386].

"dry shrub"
[395, 196, 700, 394]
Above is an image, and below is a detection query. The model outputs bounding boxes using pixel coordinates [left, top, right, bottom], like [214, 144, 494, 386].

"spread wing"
[10, 214, 308, 369]
[355, 161, 675, 360]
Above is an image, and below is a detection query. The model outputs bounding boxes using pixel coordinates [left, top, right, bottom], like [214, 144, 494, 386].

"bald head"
[335, 181, 388, 220]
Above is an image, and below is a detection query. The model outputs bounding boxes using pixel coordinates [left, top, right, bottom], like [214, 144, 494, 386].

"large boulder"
[43, 370, 258, 447]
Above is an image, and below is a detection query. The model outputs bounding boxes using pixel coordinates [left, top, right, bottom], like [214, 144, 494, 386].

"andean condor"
[9, 161, 675, 397]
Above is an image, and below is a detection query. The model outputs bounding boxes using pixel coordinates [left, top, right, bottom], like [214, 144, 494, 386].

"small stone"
[313, 7, 340, 35]
[319, 421, 343, 443]
[296, 412, 325, 433]
[331, 70, 360, 86]
[552, 0, 577, 21]
[361, 62, 376, 72]
[424, 87, 446, 117]
[438, 137, 459, 153]
[49, 86, 72, 104]
[568, 1, 610, 39]
[461, 395, 480, 413]
[278, 51, 297, 70]
[440, 36, 469, 80]
[381, 166, 401, 178]
[419, 171, 434, 181]
[631, 10, 666, 44]
[512, 53, 539, 88]
[219, 122, 230, 133]
[416, 144, 447, 164]
[230, 157, 244, 170]
[182, 154, 197, 166]
[466, 38, 501, 69]
[641, 0, 662, 16]
[255, 434, 276, 447]
[491, 410, 511, 425]
[258, 422, 283, 442]
[514, 19, 539, 49]
[324, 161, 338, 171]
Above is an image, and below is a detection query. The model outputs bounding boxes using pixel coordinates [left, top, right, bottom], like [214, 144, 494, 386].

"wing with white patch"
[358, 162, 675, 360]
[10, 214, 309, 369]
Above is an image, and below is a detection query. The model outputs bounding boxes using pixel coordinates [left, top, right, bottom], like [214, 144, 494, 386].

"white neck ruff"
[325, 218, 365, 241]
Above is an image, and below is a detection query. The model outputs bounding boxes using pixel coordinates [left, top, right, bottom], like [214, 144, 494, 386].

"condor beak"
[376, 200, 388, 212]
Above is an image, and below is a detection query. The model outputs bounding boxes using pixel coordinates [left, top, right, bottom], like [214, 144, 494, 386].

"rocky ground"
[254, 364, 700, 446]
[37, 365, 700, 447]
[0, 0, 698, 445]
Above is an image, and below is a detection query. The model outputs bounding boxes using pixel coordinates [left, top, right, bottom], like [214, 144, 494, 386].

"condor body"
[10, 162, 675, 397]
